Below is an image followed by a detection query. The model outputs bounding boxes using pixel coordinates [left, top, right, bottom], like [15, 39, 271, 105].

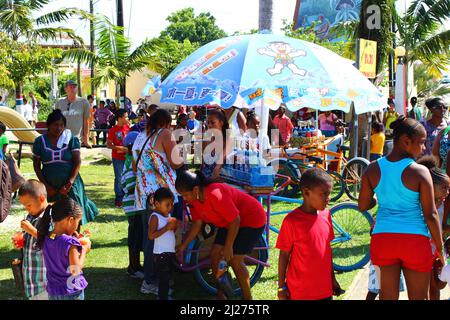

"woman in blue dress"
[33, 109, 98, 225]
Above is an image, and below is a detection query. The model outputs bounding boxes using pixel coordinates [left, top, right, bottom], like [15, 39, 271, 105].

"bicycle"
[267, 141, 369, 202]
[175, 174, 291, 296]
[266, 196, 374, 272]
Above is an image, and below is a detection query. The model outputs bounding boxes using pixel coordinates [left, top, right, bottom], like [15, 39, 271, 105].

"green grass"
[0, 158, 362, 300]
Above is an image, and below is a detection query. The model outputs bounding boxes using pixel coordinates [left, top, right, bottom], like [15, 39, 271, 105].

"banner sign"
[358, 38, 377, 78]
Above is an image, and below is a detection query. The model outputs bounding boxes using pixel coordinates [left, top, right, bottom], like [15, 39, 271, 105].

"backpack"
[0, 159, 12, 223]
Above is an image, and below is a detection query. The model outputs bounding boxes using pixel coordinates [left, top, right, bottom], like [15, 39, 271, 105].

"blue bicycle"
[268, 198, 374, 272]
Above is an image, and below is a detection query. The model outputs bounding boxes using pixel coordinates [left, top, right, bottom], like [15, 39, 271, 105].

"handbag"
[6, 153, 26, 193]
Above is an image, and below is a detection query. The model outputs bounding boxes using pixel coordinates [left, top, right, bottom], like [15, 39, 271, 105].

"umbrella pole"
[366, 112, 372, 160]
[315, 109, 318, 129]
[353, 112, 359, 158]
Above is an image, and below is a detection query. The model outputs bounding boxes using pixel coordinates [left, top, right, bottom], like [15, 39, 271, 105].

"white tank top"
[151, 212, 176, 254]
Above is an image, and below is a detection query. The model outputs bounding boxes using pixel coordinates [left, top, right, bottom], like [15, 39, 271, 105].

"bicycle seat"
[307, 156, 323, 164]
[338, 145, 350, 152]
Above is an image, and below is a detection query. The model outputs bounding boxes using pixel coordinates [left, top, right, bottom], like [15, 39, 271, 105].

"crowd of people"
[3, 77, 450, 301]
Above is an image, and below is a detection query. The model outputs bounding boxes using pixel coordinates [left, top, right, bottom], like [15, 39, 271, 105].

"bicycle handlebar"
[272, 173, 291, 196]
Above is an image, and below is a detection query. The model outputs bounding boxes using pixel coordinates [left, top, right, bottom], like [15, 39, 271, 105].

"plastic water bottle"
[216, 259, 234, 298]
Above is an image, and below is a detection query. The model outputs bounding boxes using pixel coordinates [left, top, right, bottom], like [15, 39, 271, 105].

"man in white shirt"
[18, 97, 34, 125]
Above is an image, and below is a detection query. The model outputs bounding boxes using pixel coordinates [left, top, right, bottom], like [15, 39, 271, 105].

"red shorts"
[371, 233, 433, 273]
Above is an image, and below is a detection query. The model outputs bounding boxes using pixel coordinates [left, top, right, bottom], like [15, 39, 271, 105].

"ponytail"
[36, 197, 83, 249]
[36, 204, 53, 249]
[390, 115, 424, 142]
[175, 170, 212, 193]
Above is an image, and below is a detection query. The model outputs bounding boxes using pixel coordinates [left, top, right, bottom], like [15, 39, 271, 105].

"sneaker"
[127, 267, 145, 280]
[140, 281, 158, 295]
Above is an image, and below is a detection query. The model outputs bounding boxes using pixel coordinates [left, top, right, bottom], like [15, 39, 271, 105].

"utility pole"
[117, 0, 126, 108]
[90, 0, 95, 97]
[258, 0, 273, 32]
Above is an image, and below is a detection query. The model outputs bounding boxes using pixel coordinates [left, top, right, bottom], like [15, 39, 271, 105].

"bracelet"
[278, 286, 287, 292]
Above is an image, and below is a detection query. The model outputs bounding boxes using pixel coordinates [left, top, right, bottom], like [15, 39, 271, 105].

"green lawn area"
[0, 157, 362, 300]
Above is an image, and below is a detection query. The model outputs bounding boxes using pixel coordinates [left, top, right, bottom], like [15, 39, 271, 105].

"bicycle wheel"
[342, 157, 369, 201]
[191, 235, 269, 296]
[267, 158, 301, 198]
[326, 170, 345, 203]
[330, 202, 373, 272]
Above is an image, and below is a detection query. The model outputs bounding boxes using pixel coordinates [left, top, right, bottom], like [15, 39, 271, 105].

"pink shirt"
[273, 114, 294, 143]
[318, 113, 337, 131]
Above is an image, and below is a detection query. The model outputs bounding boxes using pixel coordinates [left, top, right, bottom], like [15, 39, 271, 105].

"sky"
[42, 0, 298, 48]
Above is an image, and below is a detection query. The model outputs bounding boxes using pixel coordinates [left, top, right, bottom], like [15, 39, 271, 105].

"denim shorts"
[49, 290, 84, 300]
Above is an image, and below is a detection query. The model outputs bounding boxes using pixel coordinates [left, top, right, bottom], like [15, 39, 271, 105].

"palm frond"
[409, 0, 450, 44]
[127, 39, 155, 68]
[410, 29, 450, 61]
[29, 27, 84, 44]
[35, 8, 94, 26]
[62, 48, 97, 65]
[27, 0, 50, 11]
[0, 4, 32, 40]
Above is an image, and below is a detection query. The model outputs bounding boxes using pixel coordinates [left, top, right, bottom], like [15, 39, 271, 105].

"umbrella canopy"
[160, 33, 384, 115]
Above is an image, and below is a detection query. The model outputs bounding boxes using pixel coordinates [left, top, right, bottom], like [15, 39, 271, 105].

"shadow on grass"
[81, 267, 211, 300]
[91, 213, 128, 224]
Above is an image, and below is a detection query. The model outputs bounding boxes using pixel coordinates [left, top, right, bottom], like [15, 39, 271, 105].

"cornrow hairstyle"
[46, 109, 67, 127]
[36, 197, 82, 249]
[390, 115, 424, 142]
[416, 156, 449, 188]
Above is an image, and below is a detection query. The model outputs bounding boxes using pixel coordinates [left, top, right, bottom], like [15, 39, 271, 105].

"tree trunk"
[117, 0, 125, 108]
[77, 58, 82, 97]
[15, 82, 23, 108]
[258, 0, 273, 32]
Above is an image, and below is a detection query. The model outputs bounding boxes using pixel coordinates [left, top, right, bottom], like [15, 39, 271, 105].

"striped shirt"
[121, 154, 145, 216]
[23, 212, 47, 298]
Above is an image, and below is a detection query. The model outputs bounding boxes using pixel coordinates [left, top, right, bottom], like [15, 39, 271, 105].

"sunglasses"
[434, 104, 448, 110]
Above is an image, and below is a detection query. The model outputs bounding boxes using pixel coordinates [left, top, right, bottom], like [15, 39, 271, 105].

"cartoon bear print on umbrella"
[257, 41, 307, 76]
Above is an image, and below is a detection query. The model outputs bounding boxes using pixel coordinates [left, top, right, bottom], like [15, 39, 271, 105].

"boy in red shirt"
[273, 104, 294, 145]
[276, 168, 342, 300]
[107, 109, 130, 207]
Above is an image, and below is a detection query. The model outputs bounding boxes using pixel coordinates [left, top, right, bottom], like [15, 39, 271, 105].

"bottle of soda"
[216, 259, 234, 298]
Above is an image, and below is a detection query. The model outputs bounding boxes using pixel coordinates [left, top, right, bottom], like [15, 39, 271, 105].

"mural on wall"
[294, 0, 362, 40]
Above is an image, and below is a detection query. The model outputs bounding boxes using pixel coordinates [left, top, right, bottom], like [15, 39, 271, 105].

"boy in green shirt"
[0, 122, 8, 160]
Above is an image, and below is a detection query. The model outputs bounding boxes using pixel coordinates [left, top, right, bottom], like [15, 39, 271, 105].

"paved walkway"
[344, 264, 450, 300]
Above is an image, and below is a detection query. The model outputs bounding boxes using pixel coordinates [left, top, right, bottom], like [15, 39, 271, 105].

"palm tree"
[62, 16, 154, 105]
[392, 0, 450, 77]
[0, 0, 87, 43]
[414, 63, 450, 99]
[0, 0, 90, 104]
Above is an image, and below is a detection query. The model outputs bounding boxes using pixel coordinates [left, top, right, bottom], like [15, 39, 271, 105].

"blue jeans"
[112, 158, 125, 202]
[142, 212, 156, 284]
[49, 290, 84, 300]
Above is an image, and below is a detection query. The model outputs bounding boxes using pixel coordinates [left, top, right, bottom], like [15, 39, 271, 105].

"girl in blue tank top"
[359, 115, 444, 300]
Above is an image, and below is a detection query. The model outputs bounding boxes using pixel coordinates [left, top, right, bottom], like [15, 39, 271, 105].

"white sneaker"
[140, 281, 158, 295]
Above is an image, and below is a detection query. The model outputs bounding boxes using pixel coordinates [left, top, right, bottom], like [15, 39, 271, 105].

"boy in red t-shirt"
[107, 109, 130, 207]
[276, 168, 342, 300]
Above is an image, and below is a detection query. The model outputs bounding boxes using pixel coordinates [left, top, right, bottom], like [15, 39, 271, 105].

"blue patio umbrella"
[159, 33, 384, 114]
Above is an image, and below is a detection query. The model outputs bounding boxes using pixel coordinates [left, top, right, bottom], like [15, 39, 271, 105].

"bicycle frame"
[262, 195, 353, 246]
